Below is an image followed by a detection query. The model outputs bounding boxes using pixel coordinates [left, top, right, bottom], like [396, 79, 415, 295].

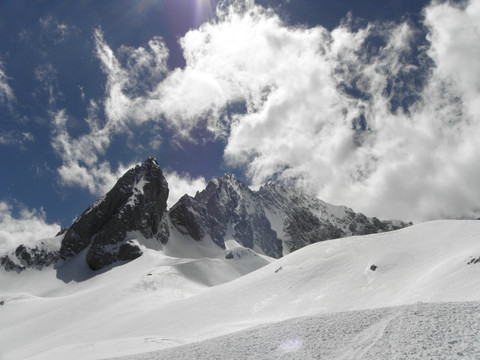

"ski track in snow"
[109, 301, 480, 360]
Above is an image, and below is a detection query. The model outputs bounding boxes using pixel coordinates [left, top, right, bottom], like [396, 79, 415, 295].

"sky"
[1, 0, 479, 248]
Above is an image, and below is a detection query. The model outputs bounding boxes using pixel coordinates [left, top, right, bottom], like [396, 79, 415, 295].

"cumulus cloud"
[164, 171, 207, 209]
[157, 0, 480, 221]
[0, 201, 60, 251]
[51, 0, 480, 221]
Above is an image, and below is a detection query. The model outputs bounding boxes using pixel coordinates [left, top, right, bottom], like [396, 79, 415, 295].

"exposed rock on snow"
[257, 183, 411, 253]
[225, 247, 257, 260]
[15, 244, 60, 267]
[60, 157, 169, 271]
[467, 256, 480, 265]
[0, 255, 25, 272]
[0, 242, 60, 272]
[170, 175, 411, 257]
[0, 158, 410, 273]
[170, 174, 282, 257]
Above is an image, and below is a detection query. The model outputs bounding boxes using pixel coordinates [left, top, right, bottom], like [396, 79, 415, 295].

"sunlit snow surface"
[1, 220, 480, 359]
[114, 302, 480, 360]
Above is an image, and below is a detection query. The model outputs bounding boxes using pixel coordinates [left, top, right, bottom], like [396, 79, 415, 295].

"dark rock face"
[0, 255, 26, 272]
[0, 243, 60, 272]
[257, 183, 411, 254]
[60, 158, 169, 271]
[225, 248, 257, 260]
[170, 175, 411, 258]
[15, 244, 60, 267]
[170, 174, 283, 258]
[467, 256, 480, 265]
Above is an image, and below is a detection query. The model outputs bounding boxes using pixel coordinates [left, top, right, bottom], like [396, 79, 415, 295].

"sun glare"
[193, 0, 216, 27]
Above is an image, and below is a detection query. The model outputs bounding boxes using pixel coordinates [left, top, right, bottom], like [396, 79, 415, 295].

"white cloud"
[39, 15, 77, 44]
[49, 31, 170, 196]
[0, 130, 34, 149]
[51, 1, 480, 221]
[0, 60, 15, 105]
[94, 29, 170, 127]
[164, 171, 207, 209]
[51, 108, 132, 195]
[35, 63, 63, 106]
[167, 1, 480, 222]
[0, 201, 60, 251]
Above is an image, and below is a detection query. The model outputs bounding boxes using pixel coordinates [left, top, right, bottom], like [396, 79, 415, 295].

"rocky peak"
[257, 182, 411, 253]
[1, 158, 412, 274]
[60, 157, 169, 271]
[171, 176, 411, 257]
[170, 174, 283, 257]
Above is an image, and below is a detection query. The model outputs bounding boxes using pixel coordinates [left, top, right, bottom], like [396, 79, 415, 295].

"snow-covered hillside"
[1, 220, 480, 359]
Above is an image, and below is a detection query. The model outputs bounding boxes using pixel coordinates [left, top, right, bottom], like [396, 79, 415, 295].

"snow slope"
[1, 220, 480, 359]
[114, 301, 480, 360]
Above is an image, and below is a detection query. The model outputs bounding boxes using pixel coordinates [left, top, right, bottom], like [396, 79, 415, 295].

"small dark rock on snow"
[467, 257, 480, 265]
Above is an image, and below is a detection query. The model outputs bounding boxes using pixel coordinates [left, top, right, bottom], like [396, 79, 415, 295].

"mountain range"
[2, 158, 480, 360]
[1, 158, 410, 272]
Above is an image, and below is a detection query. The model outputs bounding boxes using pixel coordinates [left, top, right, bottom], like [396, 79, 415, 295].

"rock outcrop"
[60, 157, 169, 270]
[0, 242, 61, 272]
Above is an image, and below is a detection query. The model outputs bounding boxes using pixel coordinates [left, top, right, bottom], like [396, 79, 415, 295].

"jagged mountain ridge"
[170, 173, 283, 258]
[171, 173, 411, 258]
[1, 158, 411, 271]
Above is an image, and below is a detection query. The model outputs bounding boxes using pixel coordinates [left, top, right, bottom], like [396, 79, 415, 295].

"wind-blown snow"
[1, 220, 480, 360]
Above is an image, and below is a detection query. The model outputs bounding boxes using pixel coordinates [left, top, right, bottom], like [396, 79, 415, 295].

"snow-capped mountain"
[59, 158, 170, 271]
[1, 159, 480, 360]
[170, 173, 411, 258]
[0, 158, 410, 272]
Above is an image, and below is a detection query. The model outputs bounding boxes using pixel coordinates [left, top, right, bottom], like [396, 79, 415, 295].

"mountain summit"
[60, 157, 169, 270]
[170, 174, 411, 258]
[170, 173, 283, 257]
[1, 158, 410, 272]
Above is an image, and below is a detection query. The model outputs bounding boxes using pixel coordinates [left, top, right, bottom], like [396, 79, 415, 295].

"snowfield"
[1, 220, 480, 359]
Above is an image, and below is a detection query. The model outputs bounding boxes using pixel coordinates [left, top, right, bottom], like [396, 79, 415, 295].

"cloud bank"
[52, 0, 480, 221]
[0, 201, 60, 251]
[164, 171, 207, 209]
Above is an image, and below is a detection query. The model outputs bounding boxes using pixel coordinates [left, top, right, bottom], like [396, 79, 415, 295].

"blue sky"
[1, 0, 479, 245]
